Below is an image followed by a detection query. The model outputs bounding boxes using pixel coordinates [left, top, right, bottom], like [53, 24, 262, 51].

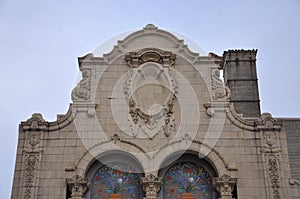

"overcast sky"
[1, 0, 299, 198]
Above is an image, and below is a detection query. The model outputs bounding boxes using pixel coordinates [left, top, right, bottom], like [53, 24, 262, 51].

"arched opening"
[158, 151, 218, 199]
[84, 151, 144, 199]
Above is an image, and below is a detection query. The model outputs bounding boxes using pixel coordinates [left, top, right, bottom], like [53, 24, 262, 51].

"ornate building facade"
[11, 25, 300, 199]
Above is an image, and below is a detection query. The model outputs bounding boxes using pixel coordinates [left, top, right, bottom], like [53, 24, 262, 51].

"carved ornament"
[259, 113, 282, 199]
[213, 174, 236, 198]
[264, 153, 281, 199]
[28, 131, 41, 147]
[141, 174, 163, 199]
[67, 175, 88, 199]
[22, 153, 40, 199]
[125, 48, 176, 68]
[124, 51, 177, 139]
[72, 69, 91, 101]
[211, 69, 231, 101]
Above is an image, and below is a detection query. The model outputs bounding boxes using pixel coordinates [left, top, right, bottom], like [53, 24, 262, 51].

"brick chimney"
[223, 49, 261, 118]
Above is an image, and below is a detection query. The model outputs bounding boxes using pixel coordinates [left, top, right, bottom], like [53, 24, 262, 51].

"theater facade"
[11, 25, 300, 199]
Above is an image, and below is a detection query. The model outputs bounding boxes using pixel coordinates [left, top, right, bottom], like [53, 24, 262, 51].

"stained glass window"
[163, 162, 214, 199]
[89, 162, 142, 199]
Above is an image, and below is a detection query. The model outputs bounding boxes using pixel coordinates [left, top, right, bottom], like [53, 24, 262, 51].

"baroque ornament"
[264, 153, 281, 199]
[67, 175, 88, 199]
[141, 174, 162, 199]
[211, 69, 231, 101]
[72, 69, 91, 101]
[125, 48, 176, 67]
[23, 153, 40, 199]
[28, 131, 41, 147]
[124, 49, 177, 139]
[259, 113, 282, 199]
[213, 174, 236, 198]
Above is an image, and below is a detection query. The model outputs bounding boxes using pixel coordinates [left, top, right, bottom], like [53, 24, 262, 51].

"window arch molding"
[158, 151, 219, 199]
[84, 150, 145, 199]
[158, 150, 218, 177]
[85, 150, 145, 178]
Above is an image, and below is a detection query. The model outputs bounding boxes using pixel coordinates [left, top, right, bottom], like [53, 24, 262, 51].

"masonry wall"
[11, 25, 300, 199]
[281, 119, 300, 181]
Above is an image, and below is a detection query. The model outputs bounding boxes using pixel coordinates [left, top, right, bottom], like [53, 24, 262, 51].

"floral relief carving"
[211, 69, 231, 101]
[259, 113, 282, 199]
[72, 69, 91, 101]
[23, 153, 40, 199]
[265, 153, 281, 199]
[123, 50, 177, 139]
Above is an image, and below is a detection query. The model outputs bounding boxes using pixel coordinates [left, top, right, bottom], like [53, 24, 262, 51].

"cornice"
[204, 102, 283, 132]
[20, 104, 74, 132]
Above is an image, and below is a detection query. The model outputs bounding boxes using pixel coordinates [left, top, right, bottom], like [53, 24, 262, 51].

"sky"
[0, 0, 299, 198]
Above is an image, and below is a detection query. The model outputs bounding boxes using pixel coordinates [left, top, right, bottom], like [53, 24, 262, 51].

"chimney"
[223, 49, 261, 118]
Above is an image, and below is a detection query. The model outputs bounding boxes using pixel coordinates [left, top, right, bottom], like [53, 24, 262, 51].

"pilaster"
[66, 175, 88, 199]
[141, 174, 162, 199]
[213, 174, 237, 199]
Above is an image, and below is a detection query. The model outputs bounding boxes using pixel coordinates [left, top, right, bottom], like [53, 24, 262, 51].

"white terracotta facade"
[11, 25, 300, 199]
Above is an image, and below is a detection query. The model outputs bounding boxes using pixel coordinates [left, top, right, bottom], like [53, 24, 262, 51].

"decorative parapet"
[213, 174, 237, 199]
[20, 105, 74, 132]
[66, 175, 88, 199]
[141, 174, 163, 199]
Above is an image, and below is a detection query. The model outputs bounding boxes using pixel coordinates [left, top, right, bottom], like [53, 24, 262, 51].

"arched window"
[84, 152, 144, 199]
[159, 153, 218, 199]
[90, 162, 141, 199]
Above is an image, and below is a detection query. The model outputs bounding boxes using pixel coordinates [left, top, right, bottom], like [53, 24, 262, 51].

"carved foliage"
[263, 153, 281, 199]
[259, 113, 282, 199]
[211, 69, 230, 101]
[67, 175, 88, 199]
[23, 153, 40, 199]
[123, 51, 177, 139]
[264, 153, 281, 199]
[213, 174, 236, 198]
[268, 154, 280, 199]
[262, 151, 282, 199]
[141, 174, 162, 199]
[72, 69, 91, 101]
[125, 48, 176, 68]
